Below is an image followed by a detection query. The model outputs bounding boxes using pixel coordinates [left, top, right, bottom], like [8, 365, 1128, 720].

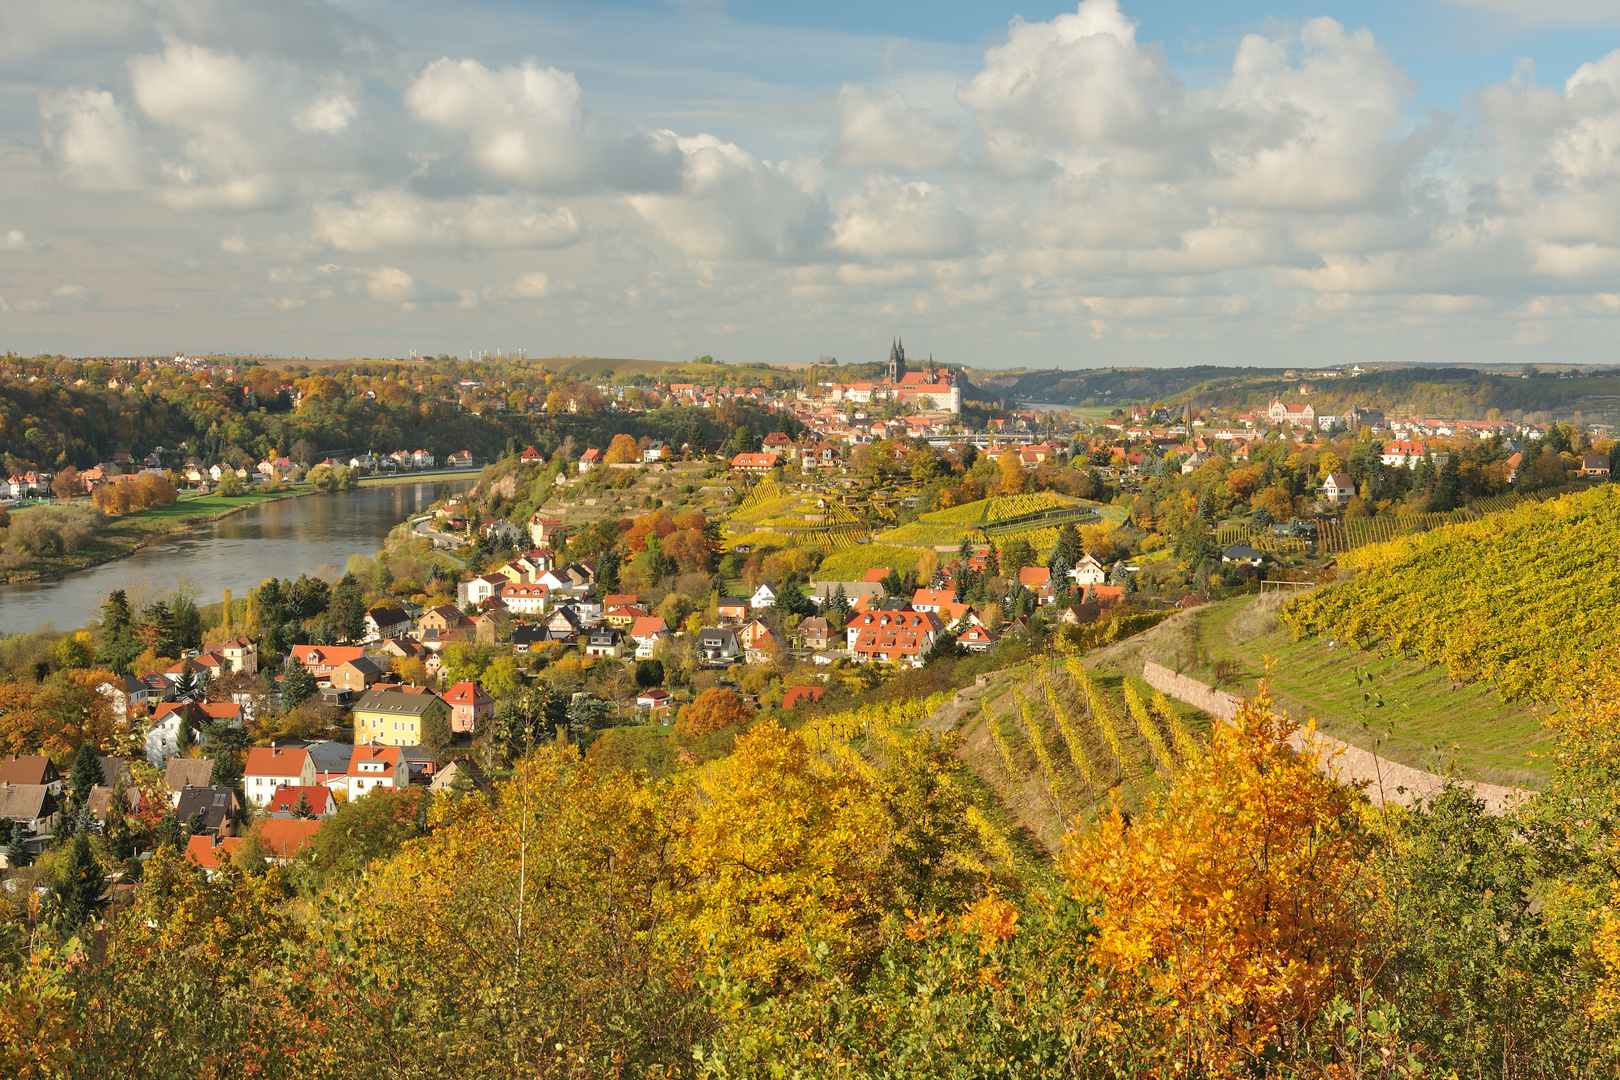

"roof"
[264, 786, 334, 815]
[185, 834, 244, 870]
[1017, 566, 1051, 588]
[365, 606, 409, 624]
[245, 746, 310, 778]
[256, 818, 323, 859]
[781, 686, 826, 708]
[353, 687, 442, 717]
[347, 744, 403, 774]
[912, 588, 956, 607]
[164, 757, 215, 791]
[629, 616, 668, 640]
[0, 784, 54, 821]
[730, 452, 781, 469]
[288, 644, 366, 668]
[717, 595, 750, 609]
[861, 568, 891, 583]
[0, 755, 57, 786]
[443, 681, 493, 707]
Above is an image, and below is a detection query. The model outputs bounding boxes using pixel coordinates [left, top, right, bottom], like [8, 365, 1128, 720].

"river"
[0, 478, 476, 635]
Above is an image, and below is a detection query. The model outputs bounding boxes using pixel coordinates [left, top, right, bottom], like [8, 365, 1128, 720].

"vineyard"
[980, 659, 1207, 824]
[723, 477, 869, 552]
[816, 543, 924, 580]
[1283, 485, 1620, 701]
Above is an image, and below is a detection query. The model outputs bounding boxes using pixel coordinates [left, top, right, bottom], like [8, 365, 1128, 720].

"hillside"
[1284, 485, 1620, 703]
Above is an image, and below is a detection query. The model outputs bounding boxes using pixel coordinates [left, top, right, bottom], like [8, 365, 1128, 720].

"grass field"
[1093, 595, 1548, 787]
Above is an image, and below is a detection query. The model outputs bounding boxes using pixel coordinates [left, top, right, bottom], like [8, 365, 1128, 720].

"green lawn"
[1155, 596, 1548, 787]
[108, 489, 297, 525]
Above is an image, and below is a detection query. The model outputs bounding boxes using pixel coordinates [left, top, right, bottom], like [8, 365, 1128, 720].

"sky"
[3, 0, 1620, 369]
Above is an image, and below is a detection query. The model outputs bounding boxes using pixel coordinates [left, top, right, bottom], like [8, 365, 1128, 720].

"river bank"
[0, 478, 477, 633]
[2, 468, 480, 585]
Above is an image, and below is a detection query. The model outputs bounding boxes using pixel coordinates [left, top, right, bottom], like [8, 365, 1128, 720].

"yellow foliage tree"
[604, 432, 640, 464]
[669, 718, 892, 989]
[1065, 686, 1377, 1073]
[997, 450, 1027, 497]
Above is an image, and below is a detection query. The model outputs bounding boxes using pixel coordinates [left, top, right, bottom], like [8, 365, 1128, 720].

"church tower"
[887, 338, 906, 382]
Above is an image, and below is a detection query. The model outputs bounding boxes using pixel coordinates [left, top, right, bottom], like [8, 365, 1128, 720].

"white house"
[412, 449, 435, 469]
[750, 583, 778, 609]
[343, 745, 407, 799]
[1069, 552, 1108, 587]
[459, 574, 508, 606]
[500, 581, 549, 615]
[243, 746, 317, 807]
[1321, 472, 1356, 505]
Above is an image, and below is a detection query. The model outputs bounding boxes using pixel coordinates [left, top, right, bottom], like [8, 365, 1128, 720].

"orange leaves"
[1065, 684, 1378, 1072]
[960, 892, 1019, 955]
[676, 687, 753, 741]
[0, 943, 81, 1079]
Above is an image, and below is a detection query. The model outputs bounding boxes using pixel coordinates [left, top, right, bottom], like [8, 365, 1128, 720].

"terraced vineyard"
[724, 478, 868, 551]
[879, 493, 1082, 548]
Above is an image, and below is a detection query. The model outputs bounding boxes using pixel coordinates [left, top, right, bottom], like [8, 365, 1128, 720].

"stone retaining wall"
[1142, 661, 1529, 815]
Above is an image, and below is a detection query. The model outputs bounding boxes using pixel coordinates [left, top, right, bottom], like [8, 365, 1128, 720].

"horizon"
[4, 1, 1620, 367]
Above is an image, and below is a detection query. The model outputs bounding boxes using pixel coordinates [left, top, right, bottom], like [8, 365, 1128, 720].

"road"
[412, 515, 467, 566]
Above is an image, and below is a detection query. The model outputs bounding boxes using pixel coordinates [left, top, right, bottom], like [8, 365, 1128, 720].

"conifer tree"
[67, 743, 105, 807]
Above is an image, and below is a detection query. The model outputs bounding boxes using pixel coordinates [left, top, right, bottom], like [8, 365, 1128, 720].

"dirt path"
[1143, 661, 1531, 815]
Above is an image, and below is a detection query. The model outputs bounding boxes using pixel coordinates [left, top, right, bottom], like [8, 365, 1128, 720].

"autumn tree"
[1065, 686, 1377, 1074]
[604, 432, 640, 464]
[676, 688, 752, 741]
[51, 466, 81, 499]
[997, 450, 1027, 496]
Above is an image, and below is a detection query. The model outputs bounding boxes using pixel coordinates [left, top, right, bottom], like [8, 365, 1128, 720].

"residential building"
[781, 686, 826, 708]
[717, 596, 750, 624]
[910, 588, 956, 614]
[344, 745, 408, 799]
[0, 785, 57, 843]
[957, 624, 999, 652]
[731, 452, 780, 473]
[163, 758, 214, 802]
[698, 627, 739, 664]
[263, 785, 338, 818]
[750, 583, 778, 609]
[417, 605, 470, 638]
[459, 574, 508, 606]
[353, 687, 444, 747]
[429, 757, 491, 795]
[584, 626, 626, 658]
[528, 515, 569, 548]
[500, 581, 549, 615]
[442, 680, 495, 734]
[1380, 440, 1428, 468]
[362, 606, 411, 642]
[286, 645, 366, 682]
[329, 656, 387, 695]
[216, 637, 259, 675]
[1321, 472, 1356, 504]
[798, 616, 834, 650]
[1582, 454, 1611, 477]
[1071, 552, 1108, 587]
[847, 610, 944, 665]
[175, 785, 242, 838]
[0, 755, 61, 793]
[243, 746, 317, 807]
[577, 448, 602, 472]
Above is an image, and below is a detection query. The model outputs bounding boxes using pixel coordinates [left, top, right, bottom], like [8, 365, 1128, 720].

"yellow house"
[352, 687, 445, 747]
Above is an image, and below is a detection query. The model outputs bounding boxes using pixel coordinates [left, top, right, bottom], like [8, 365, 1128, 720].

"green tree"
[52, 832, 104, 930]
[290, 791, 315, 819]
[281, 657, 317, 709]
[215, 469, 244, 496]
[67, 744, 105, 806]
[1049, 522, 1081, 575]
[421, 699, 453, 760]
[330, 572, 366, 642]
[175, 716, 195, 755]
[826, 583, 851, 627]
[634, 659, 665, 688]
[210, 751, 243, 794]
[152, 810, 181, 852]
[97, 589, 144, 673]
[1000, 535, 1037, 577]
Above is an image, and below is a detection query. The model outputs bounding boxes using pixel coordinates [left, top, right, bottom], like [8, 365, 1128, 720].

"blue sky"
[3, 0, 1620, 368]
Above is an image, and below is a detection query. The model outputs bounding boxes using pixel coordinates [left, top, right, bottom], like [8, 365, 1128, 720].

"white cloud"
[483, 271, 557, 300]
[628, 135, 827, 260]
[363, 266, 453, 309]
[313, 190, 583, 252]
[2, 230, 32, 251]
[833, 86, 961, 171]
[405, 58, 681, 191]
[39, 88, 154, 191]
[295, 93, 357, 134]
[831, 176, 972, 258]
[0, 0, 146, 60]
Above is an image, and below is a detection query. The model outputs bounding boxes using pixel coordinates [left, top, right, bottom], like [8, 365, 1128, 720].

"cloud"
[831, 176, 972, 258]
[312, 190, 584, 252]
[2, 230, 33, 251]
[39, 88, 154, 191]
[483, 271, 558, 300]
[0, 0, 146, 60]
[628, 135, 827, 260]
[404, 58, 682, 191]
[11, 282, 98, 313]
[833, 86, 961, 171]
[363, 266, 454, 309]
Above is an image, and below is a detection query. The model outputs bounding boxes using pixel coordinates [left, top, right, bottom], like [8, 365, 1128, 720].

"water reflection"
[0, 478, 475, 634]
